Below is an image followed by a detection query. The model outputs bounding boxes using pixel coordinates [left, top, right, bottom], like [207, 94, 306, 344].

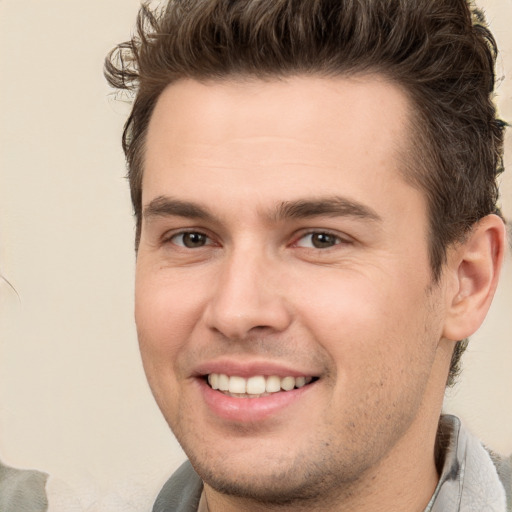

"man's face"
[136, 76, 451, 503]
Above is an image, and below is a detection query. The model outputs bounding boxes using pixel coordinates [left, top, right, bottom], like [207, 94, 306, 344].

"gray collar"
[426, 415, 507, 512]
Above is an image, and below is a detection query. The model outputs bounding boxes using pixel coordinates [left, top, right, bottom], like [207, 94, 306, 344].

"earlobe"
[442, 214, 506, 341]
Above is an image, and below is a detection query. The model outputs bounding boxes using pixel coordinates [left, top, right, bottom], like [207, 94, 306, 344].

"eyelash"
[163, 229, 350, 251]
[292, 230, 350, 250]
[165, 230, 215, 249]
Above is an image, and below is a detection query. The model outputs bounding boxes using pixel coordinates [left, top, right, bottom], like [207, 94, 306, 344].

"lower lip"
[197, 378, 315, 423]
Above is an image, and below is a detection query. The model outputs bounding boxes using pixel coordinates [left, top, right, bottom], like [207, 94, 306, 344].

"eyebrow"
[271, 197, 382, 223]
[142, 195, 381, 224]
[143, 196, 214, 222]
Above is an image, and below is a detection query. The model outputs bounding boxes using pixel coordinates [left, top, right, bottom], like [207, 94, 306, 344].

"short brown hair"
[105, 0, 506, 385]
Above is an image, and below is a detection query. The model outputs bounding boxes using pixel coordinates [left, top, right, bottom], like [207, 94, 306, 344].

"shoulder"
[489, 451, 512, 511]
[0, 461, 48, 512]
[153, 460, 203, 512]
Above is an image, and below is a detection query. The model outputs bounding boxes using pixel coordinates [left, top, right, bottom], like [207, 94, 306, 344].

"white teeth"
[280, 376, 295, 391]
[228, 376, 246, 394]
[208, 374, 219, 390]
[265, 375, 281, 393]
[218, 374, 229, 392]
[295, 376, 306, 388]
[246, 376, 266, 395]
[207, 374, 314, 395]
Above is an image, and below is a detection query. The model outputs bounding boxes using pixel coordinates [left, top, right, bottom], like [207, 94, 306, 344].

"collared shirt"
[0, 460, 48, 512]
[153, 415, 510, 512]
[426, 415, 508, 512]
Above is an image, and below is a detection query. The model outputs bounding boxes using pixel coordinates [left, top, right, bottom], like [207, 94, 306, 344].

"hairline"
[133, 70, 446, 274]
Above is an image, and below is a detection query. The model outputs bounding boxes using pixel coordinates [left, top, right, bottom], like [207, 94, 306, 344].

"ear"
[442, 214, 506, 341]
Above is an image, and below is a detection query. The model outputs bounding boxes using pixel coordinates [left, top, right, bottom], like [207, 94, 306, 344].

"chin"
[187, 448, 353, 507]
[200, 468, 324, 505]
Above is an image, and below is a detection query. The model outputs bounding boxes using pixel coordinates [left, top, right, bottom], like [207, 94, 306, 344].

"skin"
[135, 76, 505, 511]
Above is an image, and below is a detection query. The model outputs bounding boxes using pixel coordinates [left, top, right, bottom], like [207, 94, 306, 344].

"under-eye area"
[206, 374, 319, 398]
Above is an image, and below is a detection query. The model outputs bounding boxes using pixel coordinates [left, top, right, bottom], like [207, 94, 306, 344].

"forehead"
[147, 74, 410, 153]
[143, 75, 417, 216]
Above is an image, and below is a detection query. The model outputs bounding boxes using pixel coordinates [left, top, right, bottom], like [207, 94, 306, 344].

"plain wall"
[0, 0, 511, 505]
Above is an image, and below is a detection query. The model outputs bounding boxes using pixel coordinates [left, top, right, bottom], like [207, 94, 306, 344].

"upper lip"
[193, 359, 319, 379]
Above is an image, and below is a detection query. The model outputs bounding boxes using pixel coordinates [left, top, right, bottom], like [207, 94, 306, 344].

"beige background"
[0, 0, 510, 506]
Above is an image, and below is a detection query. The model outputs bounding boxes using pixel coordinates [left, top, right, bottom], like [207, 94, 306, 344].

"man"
[105, 0, 510, 510]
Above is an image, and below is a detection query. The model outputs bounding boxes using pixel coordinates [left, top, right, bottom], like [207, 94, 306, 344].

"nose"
[203, 249, 293, 340]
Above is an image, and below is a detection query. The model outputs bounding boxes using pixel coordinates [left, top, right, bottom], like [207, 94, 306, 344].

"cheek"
[299, 277, 441, 436]
[134, 274, 201, 422]
[135, 267, 207, 338]
[296, 272, 408, 336]
[295, 270, 437, 378]
[134, 269, 210, 392]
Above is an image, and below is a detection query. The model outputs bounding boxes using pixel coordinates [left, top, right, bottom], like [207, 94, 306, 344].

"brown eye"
[172, 232, 210, 248]
[296, 232, 341, 249]
[311, 233, 338, 248]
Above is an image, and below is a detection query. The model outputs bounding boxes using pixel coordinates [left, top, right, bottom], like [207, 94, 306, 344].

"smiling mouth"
[206, 374, 318, 398]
